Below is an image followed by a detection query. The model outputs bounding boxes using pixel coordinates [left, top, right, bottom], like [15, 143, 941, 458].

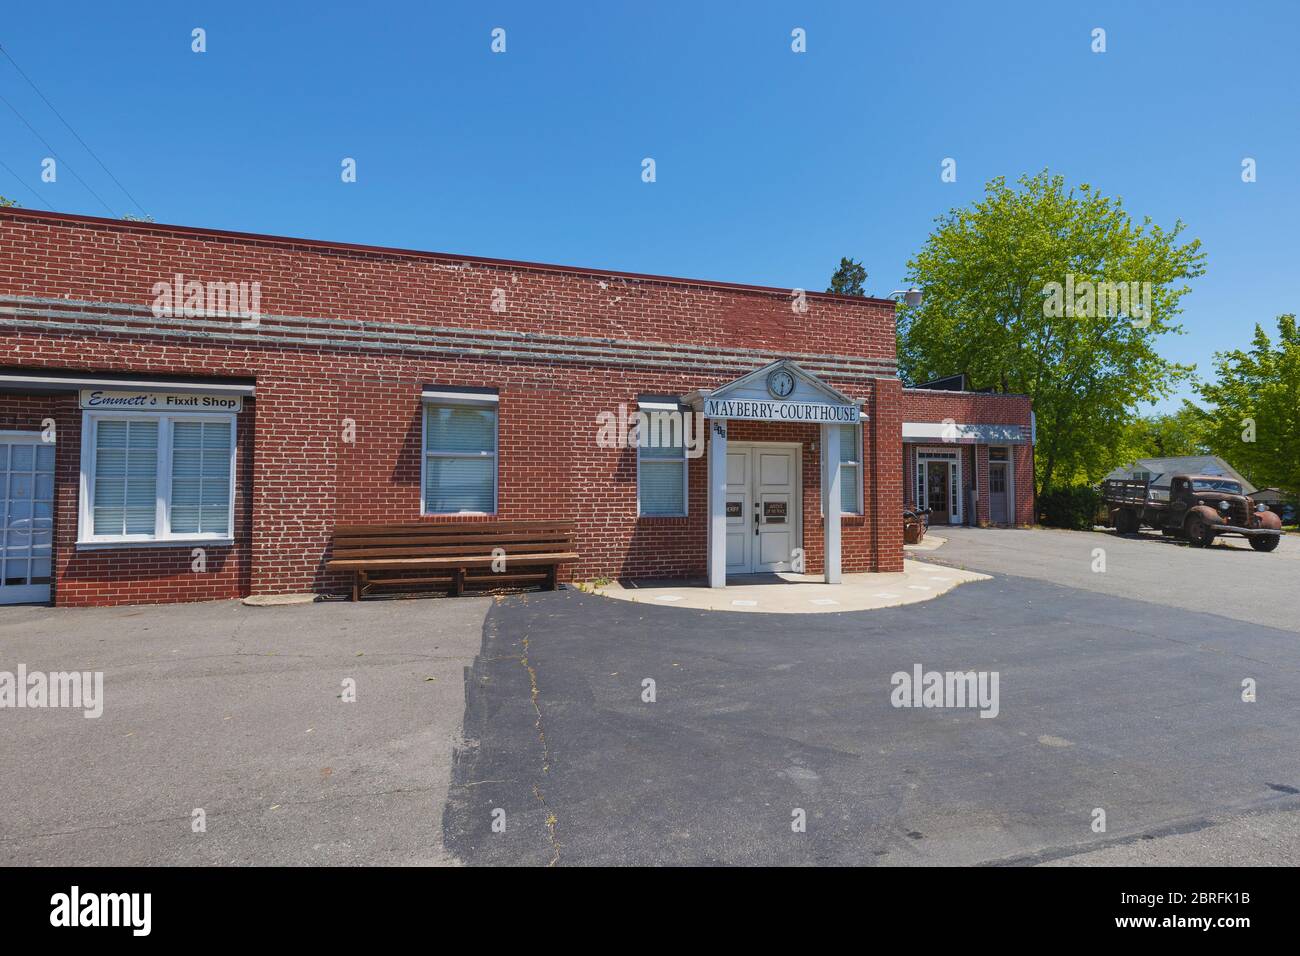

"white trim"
[420, 399, 499, 516]
[917, 446, 963, 525]
[0, 371, 254, 396]
[902, 421, 1027, 443]
[420, 389, 498, 406]
[76, 408, 238, 547]
[0, 429, 44, 441]
[0, 430, 55, 604]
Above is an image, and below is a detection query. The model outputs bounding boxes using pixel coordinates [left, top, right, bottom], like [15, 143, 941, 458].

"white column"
[821, 422, 842, 584]
[707, 420, 728, 588]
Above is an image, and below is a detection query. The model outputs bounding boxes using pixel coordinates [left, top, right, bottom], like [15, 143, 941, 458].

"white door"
[1, 432, 55, 604]
[724, 444, 799, 573]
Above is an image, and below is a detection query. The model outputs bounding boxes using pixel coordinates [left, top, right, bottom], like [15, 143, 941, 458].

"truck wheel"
[1185, 515, 1215, 548]
[1250, 535, 1281, 553]
[1115, 509, 1138, 535]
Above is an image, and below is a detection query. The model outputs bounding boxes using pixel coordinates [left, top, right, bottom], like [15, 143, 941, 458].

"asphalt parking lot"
[4, 527, 1297, 867]
[444, 574, 1300, 866]
[931, 526, 1300, 632]
[0, 597, 487, 865]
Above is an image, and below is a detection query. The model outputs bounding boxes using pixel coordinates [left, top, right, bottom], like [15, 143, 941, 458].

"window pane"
[841, 464, 859, 514]
[640, 460, 686, 516]
[171, 421, 231, 535]
[838, 425, 858, 463]
[425, 405, 496, 453]
[94, 420, 157, 536]
[424, 457, 494, 513]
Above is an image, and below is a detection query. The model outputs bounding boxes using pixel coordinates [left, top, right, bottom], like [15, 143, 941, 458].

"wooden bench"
[326, 520, 578, 601]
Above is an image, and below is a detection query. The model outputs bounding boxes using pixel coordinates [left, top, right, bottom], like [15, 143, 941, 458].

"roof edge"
[0, 207, 898, 307]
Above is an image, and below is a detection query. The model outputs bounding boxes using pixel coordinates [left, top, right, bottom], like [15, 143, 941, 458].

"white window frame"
[635, 410, 689, 518]
[421, 398, 499, 516]
[916, 446, 963, 524]
[77, 409, 237, 548]
[820, 425, 864, 517]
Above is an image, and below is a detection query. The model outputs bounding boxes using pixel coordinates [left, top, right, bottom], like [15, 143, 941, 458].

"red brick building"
[901, 378, 1036, 529]
[0, 208, 1031, 607]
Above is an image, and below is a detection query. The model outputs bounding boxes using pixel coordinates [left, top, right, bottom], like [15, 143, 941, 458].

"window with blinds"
[92, 420, 158, 536]
[838, 424, 861, 514]
[638, 423, 687, 516]
[423, 404, 497, 514]
[81, 413, 236, 544]
[171, 421, 233, 535]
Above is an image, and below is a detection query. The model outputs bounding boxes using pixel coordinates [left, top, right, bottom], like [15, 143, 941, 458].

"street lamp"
[890, 288, 923, 308]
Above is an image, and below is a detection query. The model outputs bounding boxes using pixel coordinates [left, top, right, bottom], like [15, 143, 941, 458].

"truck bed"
[1101, 478, 1154, 507]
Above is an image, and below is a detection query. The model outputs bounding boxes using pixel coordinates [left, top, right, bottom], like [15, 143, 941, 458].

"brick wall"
[0, 208, 907, 605]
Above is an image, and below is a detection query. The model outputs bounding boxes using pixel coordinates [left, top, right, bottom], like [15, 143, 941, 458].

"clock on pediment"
[766, 368, 796, 399]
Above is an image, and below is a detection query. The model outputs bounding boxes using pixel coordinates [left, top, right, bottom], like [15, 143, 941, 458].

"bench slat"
[328, 552, 579, 571]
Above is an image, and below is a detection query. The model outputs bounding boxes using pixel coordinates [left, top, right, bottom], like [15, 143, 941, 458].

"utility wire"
[0, 154, 52, 208]
[0, 88, 118, 217]
[0, 42, 149, 218]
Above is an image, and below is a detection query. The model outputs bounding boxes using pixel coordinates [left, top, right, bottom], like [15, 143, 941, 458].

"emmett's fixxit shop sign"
[79, 389, 242, 412]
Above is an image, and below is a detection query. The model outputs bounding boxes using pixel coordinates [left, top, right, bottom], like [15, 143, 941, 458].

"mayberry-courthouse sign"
[0, 207, 1033, 607]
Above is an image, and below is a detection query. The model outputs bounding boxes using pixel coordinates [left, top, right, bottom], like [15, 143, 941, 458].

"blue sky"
[3, 1, 1297, 412]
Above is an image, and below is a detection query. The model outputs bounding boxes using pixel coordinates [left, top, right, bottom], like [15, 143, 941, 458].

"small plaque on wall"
[726, 501, 742, 518]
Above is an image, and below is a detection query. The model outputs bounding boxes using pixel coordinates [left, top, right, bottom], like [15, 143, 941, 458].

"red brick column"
[869, 377, 903, 572]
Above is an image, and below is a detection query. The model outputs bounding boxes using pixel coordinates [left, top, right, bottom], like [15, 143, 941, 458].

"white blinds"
[171, 420, 233, 535]
[424, 405, 497, 513]
[93, 420, 158, 535]
[838, 424, 860, 515]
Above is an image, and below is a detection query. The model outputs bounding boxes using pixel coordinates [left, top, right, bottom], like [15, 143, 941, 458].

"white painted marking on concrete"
[874, 592, 901, 598]
[907, 585, 931, 591]
[731, 599, 758, 606]
[810, 598, 839, 605]
[655, 595, 684, 602]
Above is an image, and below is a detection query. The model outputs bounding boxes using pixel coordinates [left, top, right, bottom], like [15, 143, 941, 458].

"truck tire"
[1250, 535, 1281, 553]
[1185, 514, 1215, 548]
[1114, 509, 1139, 535]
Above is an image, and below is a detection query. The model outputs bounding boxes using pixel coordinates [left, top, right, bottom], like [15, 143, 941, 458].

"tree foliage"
[827, 257, 867, 296]
[1116, 406, 1208, 464]
[1191, 315, 1300, 494]
[0, 195, 18, 208]
[898, 171, 1206, 493]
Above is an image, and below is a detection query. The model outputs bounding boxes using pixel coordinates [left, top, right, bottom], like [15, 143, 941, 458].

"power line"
[0, 155, 53, 209]
[0, 89, 118, 217]
[0, 42, 149, 218]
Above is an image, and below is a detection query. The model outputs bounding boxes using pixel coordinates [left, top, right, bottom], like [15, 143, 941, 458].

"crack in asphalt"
[519, 628, 561, 866]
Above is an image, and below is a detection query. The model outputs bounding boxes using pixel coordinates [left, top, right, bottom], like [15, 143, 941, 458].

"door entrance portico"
[684, 359, 863, 588]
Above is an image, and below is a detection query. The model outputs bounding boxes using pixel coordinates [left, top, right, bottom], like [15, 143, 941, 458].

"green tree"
[1116, 406, 1208, 463]
[0, 195, 18, 208]
[898, 170, 1205, 494]
[1192, 314, 1300, 494]
[827, 257, 867, 296]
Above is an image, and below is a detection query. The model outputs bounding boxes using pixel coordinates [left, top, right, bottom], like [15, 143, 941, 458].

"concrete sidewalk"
[589, 558, 988, 613]
[0, 596, 487, 866]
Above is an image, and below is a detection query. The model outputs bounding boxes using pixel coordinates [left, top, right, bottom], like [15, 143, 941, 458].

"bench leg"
[547, 564, 557, 591]
[354, 572, 363, 602]
[453, 568, 465, 597]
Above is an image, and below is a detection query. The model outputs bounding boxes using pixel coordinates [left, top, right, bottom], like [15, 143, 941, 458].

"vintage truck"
[1101, 473, 1283, 551]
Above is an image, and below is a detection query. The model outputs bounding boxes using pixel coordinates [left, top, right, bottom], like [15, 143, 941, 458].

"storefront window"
[80, 413, 235, 544]
[638, 431, 687, 517]
[423, 403, 497, 514]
